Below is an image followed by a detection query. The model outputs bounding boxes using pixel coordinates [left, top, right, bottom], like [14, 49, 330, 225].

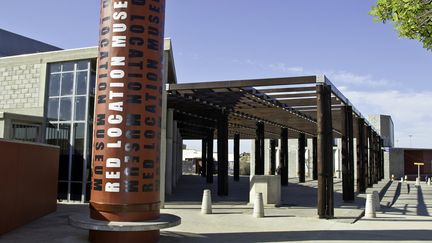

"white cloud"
[268, 63, 304, 73]
[231, 59, 429, 148]
[344, 89, 432, 148]
[325, 70, 393, 88]
[236, 59, 395, 88]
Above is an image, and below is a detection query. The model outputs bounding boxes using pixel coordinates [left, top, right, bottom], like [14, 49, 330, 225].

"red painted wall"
[404, 149, 432, 177]
[0, 140, 59, 235]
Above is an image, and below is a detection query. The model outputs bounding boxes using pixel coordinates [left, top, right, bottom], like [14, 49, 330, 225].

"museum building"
[0, 29, 178, 202]
[0, 29, 405, 216]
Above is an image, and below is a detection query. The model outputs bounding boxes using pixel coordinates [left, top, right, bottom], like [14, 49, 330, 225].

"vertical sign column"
[91, 0, 166, 223]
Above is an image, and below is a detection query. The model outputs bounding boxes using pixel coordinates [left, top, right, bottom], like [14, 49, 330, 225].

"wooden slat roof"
[167, 75, 376, 140]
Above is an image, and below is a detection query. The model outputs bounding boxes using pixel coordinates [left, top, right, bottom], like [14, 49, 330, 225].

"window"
[11, 124, 41, 142]
[45, 60, 95, 202]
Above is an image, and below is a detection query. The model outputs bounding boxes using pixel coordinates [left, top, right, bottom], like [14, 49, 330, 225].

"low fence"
[0, 139, 59, 235]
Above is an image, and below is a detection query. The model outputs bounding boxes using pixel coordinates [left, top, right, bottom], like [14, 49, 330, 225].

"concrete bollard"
[372, 191, 381, 211]
[428, 178, 431, 186]
[253, 192, 264, 218]
[201, 189, 212, 214]
[404, 175, 408, 181]
[416, 177, 420, 187]
[400, 177, 404, 183]
[364, 194, 376, 218]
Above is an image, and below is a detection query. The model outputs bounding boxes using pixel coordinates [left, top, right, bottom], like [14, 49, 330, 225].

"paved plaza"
[1, 176, 431, 243]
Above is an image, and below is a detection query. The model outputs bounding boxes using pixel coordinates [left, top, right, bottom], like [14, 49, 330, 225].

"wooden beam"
[168, 76, 317, 90]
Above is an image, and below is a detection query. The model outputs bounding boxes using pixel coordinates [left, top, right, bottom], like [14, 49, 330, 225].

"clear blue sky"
[1, 0, 431, 149]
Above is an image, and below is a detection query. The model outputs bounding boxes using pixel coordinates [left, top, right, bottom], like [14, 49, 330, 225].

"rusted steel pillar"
[367, 126, 373, 187]
[370, 132, 375, 184]
[375, 133, 381, 183]
[356, 118, 366, 193]
[377, 138, 380, 180]
[280, 128, 289, 186]
[234, 134, 240, 181]
[270, 139, 277, 175]
[217, 112, 229, 196]
[90, 0, 166, 242]
[298, 133, 306, 183]
[373, 132, 379, 184]
[317, 84, 334, 219]
[255, 122, 265, 175]
[206, 129, 214, 184]
[342, 106, 354, 201]
[380, 138, 385, 180]
[201, 138, 207, 177]
[312, 137, 318, 180]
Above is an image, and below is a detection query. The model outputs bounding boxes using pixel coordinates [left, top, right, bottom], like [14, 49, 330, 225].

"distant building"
[368, 114, 394, 147]
[182, 148, 234, 174]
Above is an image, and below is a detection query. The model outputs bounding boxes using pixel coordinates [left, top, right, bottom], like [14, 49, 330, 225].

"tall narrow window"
[45, 60, 95, 202]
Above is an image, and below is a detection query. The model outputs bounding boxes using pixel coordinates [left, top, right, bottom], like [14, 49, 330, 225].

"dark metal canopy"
[167, 75, 376, 140]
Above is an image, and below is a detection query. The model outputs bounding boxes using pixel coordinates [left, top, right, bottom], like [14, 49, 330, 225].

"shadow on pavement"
[161, 229, 432, 242]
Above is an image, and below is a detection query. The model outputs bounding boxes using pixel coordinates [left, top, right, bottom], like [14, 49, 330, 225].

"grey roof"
[0, 28, 61, 57]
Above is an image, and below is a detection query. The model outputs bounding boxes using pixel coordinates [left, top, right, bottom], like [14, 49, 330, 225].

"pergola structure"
[166, 75, 384, 219]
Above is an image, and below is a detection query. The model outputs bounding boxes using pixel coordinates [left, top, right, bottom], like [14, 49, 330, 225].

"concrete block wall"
[0, 63, 44, 116]
[0, 47, 98, 117]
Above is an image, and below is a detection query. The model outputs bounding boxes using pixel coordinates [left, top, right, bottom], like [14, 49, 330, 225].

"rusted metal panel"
[0, 140, 59, 235]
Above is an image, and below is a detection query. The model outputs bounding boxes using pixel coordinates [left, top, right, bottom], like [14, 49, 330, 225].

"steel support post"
[90, 1, 166, 242]
[375, 133, 382, 182]
[234, 134, 240, 181]
[298, 133, 306, 183]
[217, 113, 229, 196]
[317, 84, 334, 219]
[313, 137, 318, 180]
[255, 122, 265, 175]
[356, 119, 366, 193]
[206, 130, 214, 184]
[367, 126, 373, 187]
[201, 138, 207, 177]
[342, 106, 355, 201]
[380, 138, 385, 180]
[376, 133, 380, 182]
[373, 132, 379, 184]
[280, 128, 289, 186]
[270, 139, 277, 175]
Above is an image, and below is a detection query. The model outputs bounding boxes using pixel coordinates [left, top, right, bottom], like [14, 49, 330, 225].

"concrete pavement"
[1, 176, 431, 243]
